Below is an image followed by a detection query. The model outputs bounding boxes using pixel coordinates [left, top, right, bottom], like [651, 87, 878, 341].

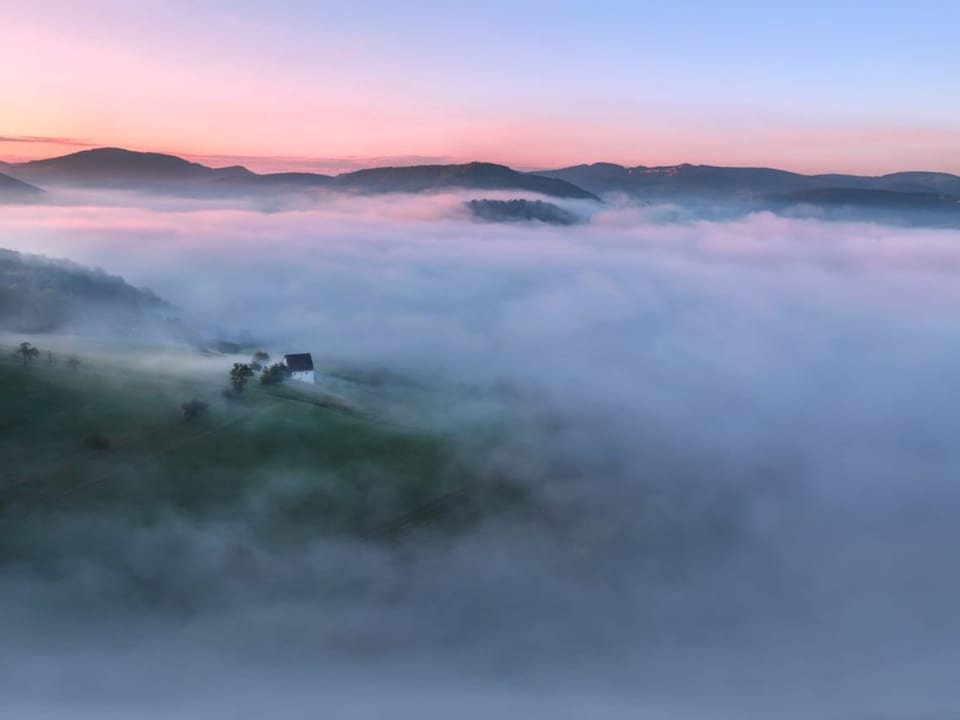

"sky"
[1, 0, 959, 174]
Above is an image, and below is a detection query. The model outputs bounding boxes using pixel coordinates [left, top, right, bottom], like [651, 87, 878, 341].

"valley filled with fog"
[2, 191, 960, 719]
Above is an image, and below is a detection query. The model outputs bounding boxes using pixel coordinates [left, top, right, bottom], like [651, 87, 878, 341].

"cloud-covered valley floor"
[2, 193, 959, 718]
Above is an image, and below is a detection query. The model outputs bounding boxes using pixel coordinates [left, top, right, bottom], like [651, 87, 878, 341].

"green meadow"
[0, 336, 527, 543]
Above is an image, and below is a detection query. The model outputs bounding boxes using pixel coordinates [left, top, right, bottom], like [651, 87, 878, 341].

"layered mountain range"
[538, 162, 960, 198]
[1, 148, 958, 226]
[538, 162, 960, 226]
[0, 147, 597, 200]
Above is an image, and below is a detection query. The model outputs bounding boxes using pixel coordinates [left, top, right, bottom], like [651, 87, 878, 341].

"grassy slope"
[0, 340, 522, 541]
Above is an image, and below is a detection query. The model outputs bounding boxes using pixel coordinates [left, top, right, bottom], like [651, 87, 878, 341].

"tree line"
[12, 340, 80, 370]
[227, 351, 291, 395]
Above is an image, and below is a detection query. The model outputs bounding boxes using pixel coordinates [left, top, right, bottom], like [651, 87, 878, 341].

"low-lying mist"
[2, 190, 959, 718]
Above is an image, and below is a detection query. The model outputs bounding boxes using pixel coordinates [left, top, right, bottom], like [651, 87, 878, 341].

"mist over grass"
[2, 191, 960, 717]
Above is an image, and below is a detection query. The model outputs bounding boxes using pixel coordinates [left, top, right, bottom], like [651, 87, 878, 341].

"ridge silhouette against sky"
[1, 0, 958, 174]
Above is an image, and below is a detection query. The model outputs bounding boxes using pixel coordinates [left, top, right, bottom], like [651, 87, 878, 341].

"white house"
[283, 353, 316, 384]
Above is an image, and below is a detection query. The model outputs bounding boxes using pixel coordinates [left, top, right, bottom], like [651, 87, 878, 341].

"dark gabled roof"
[283, 353, 314, 372]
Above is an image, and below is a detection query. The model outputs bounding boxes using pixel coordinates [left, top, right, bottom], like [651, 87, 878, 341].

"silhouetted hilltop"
[337, 162, 599, 199]
[13, 147, 208, 182]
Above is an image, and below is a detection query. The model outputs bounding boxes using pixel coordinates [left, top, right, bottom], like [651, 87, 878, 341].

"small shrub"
[181, 398, 210, 420]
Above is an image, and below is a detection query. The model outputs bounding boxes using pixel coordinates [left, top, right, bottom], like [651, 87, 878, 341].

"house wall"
[290, 370, 315, 384]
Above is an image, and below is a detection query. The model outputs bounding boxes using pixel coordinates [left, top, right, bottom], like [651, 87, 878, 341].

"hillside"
[0, 172, 44, 203]
[765, 188, 960, 227]
[537, 162, 960, 226]
[0, 248, 171, 333]
[777, 188, 960, 209]
[0, 340, 526, 549]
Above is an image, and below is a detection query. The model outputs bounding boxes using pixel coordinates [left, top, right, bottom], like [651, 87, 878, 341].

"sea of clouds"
[1, 190, 959, 718]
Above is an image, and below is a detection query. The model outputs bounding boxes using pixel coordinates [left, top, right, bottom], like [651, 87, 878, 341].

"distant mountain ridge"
[538, 162, 960, 199]
[4, 148, 598, 200]
[538, 162, 960, 226]
[5, 149, 959, 224]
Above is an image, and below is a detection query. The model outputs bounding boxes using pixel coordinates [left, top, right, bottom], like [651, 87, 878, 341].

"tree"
[260, 362, 291, 386]
[250, 352, 269, 372]
[14, 342, 40, 367]
[181, 398, 209, 420]
[67, 354, 80, 372]
[229, 363, 254, 393]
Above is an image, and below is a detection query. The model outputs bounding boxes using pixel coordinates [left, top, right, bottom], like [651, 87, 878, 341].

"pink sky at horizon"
[2, 129, 958, 177]
[2, 1, 958, 177]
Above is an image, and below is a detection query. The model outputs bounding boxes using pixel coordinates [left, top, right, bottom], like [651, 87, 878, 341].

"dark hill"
[336, 162, 599, 200]
[466, 198, 584, 225]
[9, 147, 215, 186]
[539, 163, 811, 197]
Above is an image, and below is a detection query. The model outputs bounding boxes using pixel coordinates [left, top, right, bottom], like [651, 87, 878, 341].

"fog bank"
[2, 192, 959, 717]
